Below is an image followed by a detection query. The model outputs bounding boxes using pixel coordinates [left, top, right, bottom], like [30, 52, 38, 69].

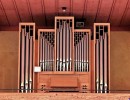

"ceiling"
[0, 0, 130, 28]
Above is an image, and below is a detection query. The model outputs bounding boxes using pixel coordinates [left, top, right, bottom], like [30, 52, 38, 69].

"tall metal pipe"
[100, 36, 103, 93]
[96, 39, 99, 93]
[21, 29, 25, 93]
[29, 36, 33, 93]
[104, 33, 108, 93]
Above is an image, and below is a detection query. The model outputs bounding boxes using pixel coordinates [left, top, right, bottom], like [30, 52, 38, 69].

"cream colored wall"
[0, 31, 130, 92]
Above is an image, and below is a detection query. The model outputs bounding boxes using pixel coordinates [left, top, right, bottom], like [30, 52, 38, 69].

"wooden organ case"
[94, 23, 110, 93]
[18, 23, 35, 93]
[37, 17, 92, 93]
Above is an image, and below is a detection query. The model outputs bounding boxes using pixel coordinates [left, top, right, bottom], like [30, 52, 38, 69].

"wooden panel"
[78, 75, 89, 83]
[50, 76, 78, 87]
[0, 31, 18, 92]
[39, 74, 49, 83]
[110, 31, 130, 93]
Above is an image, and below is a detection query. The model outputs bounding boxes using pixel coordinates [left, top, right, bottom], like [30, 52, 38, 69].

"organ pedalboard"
[18, 16, 110, 93]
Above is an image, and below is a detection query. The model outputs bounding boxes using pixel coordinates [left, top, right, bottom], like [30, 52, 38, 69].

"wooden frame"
[18, 23, 35, 93]
[93, 23, 110, 93]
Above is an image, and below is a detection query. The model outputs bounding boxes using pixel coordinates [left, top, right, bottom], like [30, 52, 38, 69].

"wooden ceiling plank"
[109, 0, 128, 26]
[85, 0, 99, 26]
[72, 0, 85, 18]
[44, 0, 56, 26]
[27, 0, 34, 22]
[0, 5, 8, 25]
[55, 0, 59, 16]
[41, 0, 47, 26]
[96, 0, 113, 23]
[1, 0, 20, 25]
[119, 0, 130, 26]
[121, 3, 130, 26]
[12, 0, 21, 22]
[94, 0, 102, 22]
[82, 0, 87, 18]
[107, 0, 116, 22]
[15, 0, 32, 22]
[71, 0, 73, 15]
[83, 0, 88, 18]
[28, 0, 46, 26]
[1, 0, 21, 25]
[0, 0, 10, 26]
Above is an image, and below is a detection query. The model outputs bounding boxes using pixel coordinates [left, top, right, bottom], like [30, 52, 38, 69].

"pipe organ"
[18, 23, 35, 93]
[94, 23, 110, 93]
[18, 17, 110, 93]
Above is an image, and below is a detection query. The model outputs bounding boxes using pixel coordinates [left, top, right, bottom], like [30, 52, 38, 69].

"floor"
[0, 93, 130, 100]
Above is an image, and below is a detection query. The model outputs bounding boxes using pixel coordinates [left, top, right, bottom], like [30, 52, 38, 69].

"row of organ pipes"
[74, 31, 90, 72]
[55, 19, 73, 71]
[19, 23, 35, 93]
[39, 30, 54, 71]
[94, 24, 110, 93]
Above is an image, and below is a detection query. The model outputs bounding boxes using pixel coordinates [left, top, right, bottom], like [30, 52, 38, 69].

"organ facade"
[18, 16, 110, 93]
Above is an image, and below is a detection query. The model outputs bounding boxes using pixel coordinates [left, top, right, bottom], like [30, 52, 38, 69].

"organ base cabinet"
[37, 73, 91, 93]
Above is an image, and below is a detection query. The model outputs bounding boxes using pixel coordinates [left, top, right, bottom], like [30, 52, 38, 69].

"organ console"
[18, 17, 110, 93]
